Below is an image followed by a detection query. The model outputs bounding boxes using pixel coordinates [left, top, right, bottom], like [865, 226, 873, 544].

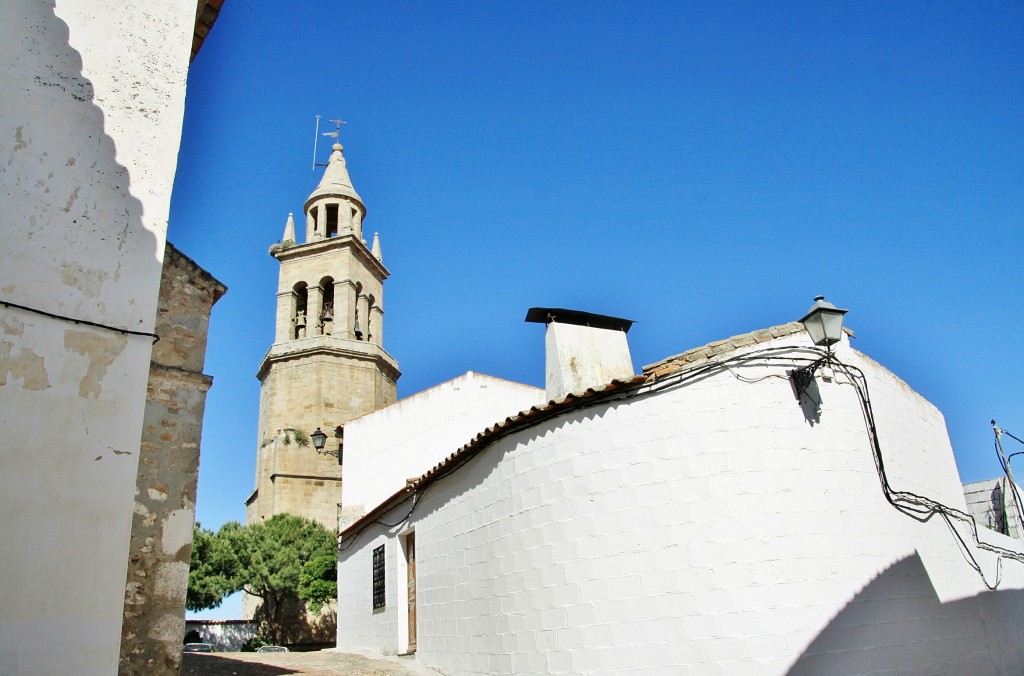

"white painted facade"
[341, 372, 545, 529]
[0, 2, 195, 673]
[337, 329, 1024, 674]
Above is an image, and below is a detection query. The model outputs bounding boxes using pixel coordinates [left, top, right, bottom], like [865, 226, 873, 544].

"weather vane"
[312, 114, 348, 169]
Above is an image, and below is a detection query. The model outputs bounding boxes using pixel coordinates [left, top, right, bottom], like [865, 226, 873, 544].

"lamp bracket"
[791, 364, 816, 400]
[790, 355, 829, 401]
[314, 426, 344, 464]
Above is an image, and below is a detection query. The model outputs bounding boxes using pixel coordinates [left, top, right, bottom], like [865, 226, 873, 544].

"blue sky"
[172, 2, 1023, 618]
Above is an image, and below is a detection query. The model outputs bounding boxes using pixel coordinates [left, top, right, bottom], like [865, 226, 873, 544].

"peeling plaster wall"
[0, 2, 195, 674]
[120, 245, 225, 675]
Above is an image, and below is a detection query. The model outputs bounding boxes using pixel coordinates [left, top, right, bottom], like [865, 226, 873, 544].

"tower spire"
[283, 212, 295, 242]
[371, 232, 382, 262]
[308, 144, 362, 207]
[303, 143, 365, 242]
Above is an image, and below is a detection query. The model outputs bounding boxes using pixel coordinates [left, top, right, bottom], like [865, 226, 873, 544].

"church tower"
[247, 142, 400, 530]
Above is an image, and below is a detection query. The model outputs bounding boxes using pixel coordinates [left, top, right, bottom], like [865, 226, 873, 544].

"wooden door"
[407, 532, 417, 652]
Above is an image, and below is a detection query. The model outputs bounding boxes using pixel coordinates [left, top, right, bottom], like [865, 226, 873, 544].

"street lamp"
[310, 426, 343, 464]
[799, 295, 847, 349]
[791, 296, 848, 408]
[310, 427, 328, 452]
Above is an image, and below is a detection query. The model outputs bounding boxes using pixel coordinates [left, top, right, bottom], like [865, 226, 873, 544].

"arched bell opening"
[353, 282, 364, 340]
[365, 294, 376, 344]
[319, 276, 335, 335]
[293, 282, 308, 339]
[325, 204, 339, 238]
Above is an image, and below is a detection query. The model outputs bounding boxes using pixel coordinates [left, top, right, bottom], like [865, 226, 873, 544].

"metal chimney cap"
[525, 307, 635, 333]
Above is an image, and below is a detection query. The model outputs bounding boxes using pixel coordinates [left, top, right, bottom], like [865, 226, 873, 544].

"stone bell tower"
[246, 141, 400, 530]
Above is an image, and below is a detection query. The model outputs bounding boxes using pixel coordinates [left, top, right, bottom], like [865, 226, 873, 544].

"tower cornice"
[273, 233, 389, 281]
[303, 192, 365, 217]
[256, 334, 401, 382]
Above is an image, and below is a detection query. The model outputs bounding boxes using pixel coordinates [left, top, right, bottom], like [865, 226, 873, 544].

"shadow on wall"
[990, 482, 1007, 534]
[787, 553, 1024, 675]
[3, 2, 160, 316]
[3, 2, 161, 674]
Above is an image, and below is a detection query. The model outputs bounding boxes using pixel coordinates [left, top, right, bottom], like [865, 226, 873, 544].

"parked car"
[256, 645, 289, 653]
[183, 643, 214, 653]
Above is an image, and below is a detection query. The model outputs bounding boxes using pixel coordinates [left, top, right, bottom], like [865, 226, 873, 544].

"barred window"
[372, 545, 385, 609]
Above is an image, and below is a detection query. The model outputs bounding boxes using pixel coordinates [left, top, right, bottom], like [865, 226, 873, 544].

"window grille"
[372, 545, 385, 609]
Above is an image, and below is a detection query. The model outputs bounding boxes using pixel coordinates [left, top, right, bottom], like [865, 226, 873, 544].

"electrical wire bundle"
[339, 342, 1024, 590]
[992, 421, 1024, 541]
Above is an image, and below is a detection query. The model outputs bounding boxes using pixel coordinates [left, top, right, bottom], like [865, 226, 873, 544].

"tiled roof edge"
[642, 322, 807, 378]
[340, 374, 647, 538]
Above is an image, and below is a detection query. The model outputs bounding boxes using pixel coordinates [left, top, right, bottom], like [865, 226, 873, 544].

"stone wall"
[249, 339, 399, 531]
[120, 244, 225, 674]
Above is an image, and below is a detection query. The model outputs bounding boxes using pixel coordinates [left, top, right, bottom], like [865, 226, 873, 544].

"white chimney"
[525, 308, 636, 402]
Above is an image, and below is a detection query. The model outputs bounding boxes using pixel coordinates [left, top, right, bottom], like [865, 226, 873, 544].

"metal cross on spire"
[312, 115, 348, 169]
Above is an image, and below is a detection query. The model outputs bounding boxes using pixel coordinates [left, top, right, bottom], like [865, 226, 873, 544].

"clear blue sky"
[171, 2, 1023, 618]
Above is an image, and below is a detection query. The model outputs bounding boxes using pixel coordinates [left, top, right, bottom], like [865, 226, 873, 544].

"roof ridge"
[642, 321, 805, 378]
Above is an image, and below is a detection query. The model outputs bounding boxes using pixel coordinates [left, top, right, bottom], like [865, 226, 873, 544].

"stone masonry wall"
[120, 244, 225, 675]
[249, 346, 398, 531]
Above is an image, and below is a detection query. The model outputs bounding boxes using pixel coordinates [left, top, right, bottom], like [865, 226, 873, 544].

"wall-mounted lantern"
[799, 295, 847, 349]
[310, 427, 328, 452]
[791, 296, 848, 411]
[310, 426, 343, 464]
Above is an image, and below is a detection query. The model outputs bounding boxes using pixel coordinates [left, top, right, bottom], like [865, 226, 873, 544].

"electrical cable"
[992, 423, 1024, 539]
[338, 341, 1022, 589]
[1, 298, 159, 343]
[1002, 429, 1024, 447]
[606, 346, 1024, 586]
[826, 356, 1023, 588]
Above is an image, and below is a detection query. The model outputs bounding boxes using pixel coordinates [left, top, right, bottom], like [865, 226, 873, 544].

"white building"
[964, 476, 1024, 539]
[340, 371, 545, 529]
[335, 309, 1024, 674]
[0, 2, 214, 673]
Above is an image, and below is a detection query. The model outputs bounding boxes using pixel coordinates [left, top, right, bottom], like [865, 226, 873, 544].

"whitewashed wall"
[964, 477, 1023, 538]
[544, 322, 633, 401]
[0, 2, 194, 674]
[184, 620, 258, 652]
[337, 334, 1024, 675]
[337, 529, 405, 654]
[341, 372, 543, 526]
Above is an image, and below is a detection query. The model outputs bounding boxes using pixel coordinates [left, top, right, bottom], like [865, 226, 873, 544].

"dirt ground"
[182, 649, 435, 676]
